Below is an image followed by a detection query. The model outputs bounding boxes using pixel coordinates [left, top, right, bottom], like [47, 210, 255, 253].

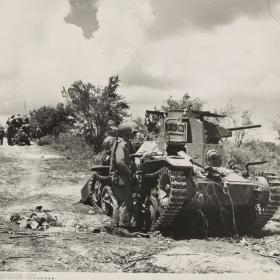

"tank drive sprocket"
[252, 173, 280, 231]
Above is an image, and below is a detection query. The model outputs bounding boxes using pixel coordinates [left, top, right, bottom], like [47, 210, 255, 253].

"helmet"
[117, 122, 138, 140]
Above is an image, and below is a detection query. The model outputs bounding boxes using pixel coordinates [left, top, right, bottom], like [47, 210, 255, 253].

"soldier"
[35, 125, 43, 141]
[53, 125, 60, 140]
[110, 122, 138, 230]
[0, 126, 4, 145]
[6, 123, 15, 146]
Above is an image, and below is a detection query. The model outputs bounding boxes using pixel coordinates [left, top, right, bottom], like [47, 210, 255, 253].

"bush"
[225, 140, 280, 175]
[37, 136, 52, 146]
[45, 132, 95, 173]
[30, 103, 74, 136]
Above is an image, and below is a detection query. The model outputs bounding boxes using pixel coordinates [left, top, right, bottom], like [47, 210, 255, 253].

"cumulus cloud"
[64, 0, 99, 39]
[120, 52, 179, 90]
[1, 0, 280, 141]
[147, 0, 277, 38]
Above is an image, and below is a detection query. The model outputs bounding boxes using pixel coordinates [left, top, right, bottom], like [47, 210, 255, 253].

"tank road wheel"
[251, 173, 280, 232]
[101, 186, 117, 216]
[148, 167, 188, 231]
[143, 196, 159, 232]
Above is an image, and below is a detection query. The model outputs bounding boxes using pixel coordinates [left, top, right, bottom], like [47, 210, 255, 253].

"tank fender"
[81, 174, 95, 203]
[165, 156, 193, 169]
[255, 176, 270, 207]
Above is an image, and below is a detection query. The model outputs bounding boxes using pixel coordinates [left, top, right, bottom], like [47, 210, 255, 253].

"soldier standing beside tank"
[110, 123, 138, 230]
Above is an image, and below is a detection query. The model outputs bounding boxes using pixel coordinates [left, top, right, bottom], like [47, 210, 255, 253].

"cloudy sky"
[0, 0, 280, 141]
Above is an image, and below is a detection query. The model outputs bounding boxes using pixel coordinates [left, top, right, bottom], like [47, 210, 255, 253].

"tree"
[62, 75, 129, 152]
[213, 102, 254, 148]
[271, 114, 280, 140]
[161, 93, 204, 111]
[132, 116, 146, 133]
[30, 103, 73, 135]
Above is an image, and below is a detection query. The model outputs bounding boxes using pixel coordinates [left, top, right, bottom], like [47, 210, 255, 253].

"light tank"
[81, 108, 280, 234]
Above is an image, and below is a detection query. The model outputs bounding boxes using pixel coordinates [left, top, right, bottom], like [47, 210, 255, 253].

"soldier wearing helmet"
[110, 122, 138, 230]
[0, 126, 4, 145]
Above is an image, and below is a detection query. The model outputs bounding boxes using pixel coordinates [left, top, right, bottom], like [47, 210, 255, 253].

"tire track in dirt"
[0, 143, 59, 215]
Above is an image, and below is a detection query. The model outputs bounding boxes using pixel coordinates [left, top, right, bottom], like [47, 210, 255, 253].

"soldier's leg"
[119, 183, 134, 228]
[111, 185, 125, 227]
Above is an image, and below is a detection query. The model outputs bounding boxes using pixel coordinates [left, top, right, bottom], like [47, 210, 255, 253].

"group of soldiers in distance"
[0, 114, 43, 146]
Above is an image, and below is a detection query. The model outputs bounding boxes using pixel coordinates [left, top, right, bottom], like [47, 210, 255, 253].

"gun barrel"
[227, 124, 261, 131]
[145, 110, 165, 117]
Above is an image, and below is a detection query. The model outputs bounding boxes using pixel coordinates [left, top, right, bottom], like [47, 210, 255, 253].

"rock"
[238, 237, 249, 246]
[10, 213, 21, 222]
[36, 205, 43, 212]
[29, 221, 39, 229]
[46, 213, 58, 225]
[19, 219, 28, 228]
[41, 222, 49, 229]
[35, 212, 48, 225]
[10, 207, 60, 230]
[269, 250, 280, 257]
[252, 246, 261, 252]
[29, 213, 37, 221]
[92, 228, 101, 233]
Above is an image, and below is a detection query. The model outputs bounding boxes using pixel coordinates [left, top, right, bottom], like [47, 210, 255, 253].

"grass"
[41, 133, 95, 173]
[40, 131, 280, 176]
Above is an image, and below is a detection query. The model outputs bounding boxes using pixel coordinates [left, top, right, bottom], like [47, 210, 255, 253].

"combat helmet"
[117, 122, 138, 140]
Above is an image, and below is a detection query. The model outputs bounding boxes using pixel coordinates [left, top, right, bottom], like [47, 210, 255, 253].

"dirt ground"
[1, 141, 280, 273]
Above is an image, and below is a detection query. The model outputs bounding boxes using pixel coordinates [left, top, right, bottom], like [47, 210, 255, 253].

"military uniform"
[111, 137, 135, 228]
[7, 125, 15, 146]
[0, 127, 4, 145]
[35, 126, 42, 141]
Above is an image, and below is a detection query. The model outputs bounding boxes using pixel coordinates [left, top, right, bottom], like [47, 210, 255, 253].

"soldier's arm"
[115, 142, 131, 177]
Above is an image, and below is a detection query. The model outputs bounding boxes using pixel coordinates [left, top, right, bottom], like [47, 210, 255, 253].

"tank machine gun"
[82, 108, 280, 234]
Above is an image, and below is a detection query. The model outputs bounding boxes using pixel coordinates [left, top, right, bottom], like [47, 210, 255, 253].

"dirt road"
[1, 143, 280, 273]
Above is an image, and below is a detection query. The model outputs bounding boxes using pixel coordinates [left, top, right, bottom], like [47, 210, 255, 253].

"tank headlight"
[206, 149, 222, 167]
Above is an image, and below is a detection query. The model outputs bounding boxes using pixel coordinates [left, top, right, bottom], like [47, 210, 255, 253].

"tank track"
[252, 173, 280, 231]
[151, 168, 188, 231]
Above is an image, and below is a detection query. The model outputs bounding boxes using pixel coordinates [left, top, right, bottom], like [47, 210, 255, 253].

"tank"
[81, 108, 280, 234]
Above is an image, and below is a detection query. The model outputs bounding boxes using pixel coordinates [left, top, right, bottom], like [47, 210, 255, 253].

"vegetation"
[62, 75, 129, 152]
[271, 114, 280, 140]
[226, 140, 280, 175]
[30, 103, 74, 135]
[161, 93, 204, 111]
[27, 73, 279, 176]
[40, 132, 95, 173]
[213, 102, 254, 148]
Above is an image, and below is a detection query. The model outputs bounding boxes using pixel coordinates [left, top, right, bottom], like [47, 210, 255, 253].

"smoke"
[64, 0, 99, 39]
